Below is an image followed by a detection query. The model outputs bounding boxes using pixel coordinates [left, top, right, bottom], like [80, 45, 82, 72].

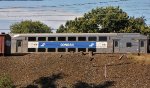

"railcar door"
[113, 40, 120, 53]
[139, 40, 146, 53]
[16, 40, 22, 53]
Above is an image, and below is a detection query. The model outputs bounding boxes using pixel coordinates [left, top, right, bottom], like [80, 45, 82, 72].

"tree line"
[10, 6, 150, 35]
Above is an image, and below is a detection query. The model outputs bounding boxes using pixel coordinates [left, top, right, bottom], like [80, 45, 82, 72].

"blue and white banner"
[38, 42, 96, 48]
[28, 42, 107, 48]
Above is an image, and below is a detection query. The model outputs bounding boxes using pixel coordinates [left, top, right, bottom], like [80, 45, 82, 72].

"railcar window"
[38, 48, 46, 52]
[115, 41, 118, 47]
[99, 36, 107, 41]
[126, 42, 132, 47]
[38, 37, 46, 41]
[58, 37, 66, 41]
[17, 40, 22, 47]
[68, 48, 76, 52]
[78, 48, 86, 52]
[28, 37, 36, 41]
[88, 37, 97, 41]
[58, 48, 66, 52]
[78, 37, 86, 41]
[28, 48, 36, 52]
[48, 48, 56, 52]
[140, 41, 144, 47]
[68, 37, 76, 41]
[48, 37, 56, 41]
[88, 48, 96, 52]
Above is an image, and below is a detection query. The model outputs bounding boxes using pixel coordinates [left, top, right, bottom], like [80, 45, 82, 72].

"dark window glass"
[48, 48, 56, 52]
[58, 48, 66, 52]
[115, 41, 118, 47]
[78, 37, 86, 41]
[88, 37, 97, 41]
[99, 36, 107, 41]
[17, 41, 21, 47]
[68, 37, 76, 41]
[58, 37, 66, 41]
[38, 48, 46, 52]
[78, 48, 86, 52]
[126, 42, 132, 47]
[28, 48, 36, 52]
[88, 48, 96, 52]
[68, 48, 76, 52]
[48, 37, 56, 41]
[38, 37, 46, 41]
[28, 37, 36, 41]
[141, 41, 144, 47]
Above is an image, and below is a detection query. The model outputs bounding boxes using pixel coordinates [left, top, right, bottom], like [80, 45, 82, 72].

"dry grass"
[127, 54, 150, 64]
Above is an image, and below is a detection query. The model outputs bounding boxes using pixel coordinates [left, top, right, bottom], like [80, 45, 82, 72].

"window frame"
[58, 37, 66, 41]
[38, 37, 46, 41]
[28, 48, 36, 52]
[88, 48, 96, 52]
[68, 37, 76, 41]
[28, 37, 36, 41]
[140, 40, 144, 47]
[48, 37, 56, 41]
[38, 48, 46, 52]
[78, 37, 86, 41]
[126, 42, 132, 47]
[88, 37, 97, 41]
[78, 48, 86, 52]
[99, 36, 107, 41]
[114, 41, 119, 47]
[68, 48, 76, 52]
[48, 48, 56, 52]
[58, 48, 66, 52]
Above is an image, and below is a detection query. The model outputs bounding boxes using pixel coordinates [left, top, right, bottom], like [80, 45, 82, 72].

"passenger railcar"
[10, 33, 148, 54]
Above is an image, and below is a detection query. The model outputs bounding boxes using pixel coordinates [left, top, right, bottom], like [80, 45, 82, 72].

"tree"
[57, 6, 150, 35]
[10, 20, 52, 33]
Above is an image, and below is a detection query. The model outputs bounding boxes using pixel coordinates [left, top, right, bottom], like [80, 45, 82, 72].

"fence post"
[104, 64, 107, 78]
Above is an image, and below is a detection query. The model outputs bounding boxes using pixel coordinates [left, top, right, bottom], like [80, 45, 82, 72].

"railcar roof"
[9, 33, 147, 38]
[10, 33, 142, 36]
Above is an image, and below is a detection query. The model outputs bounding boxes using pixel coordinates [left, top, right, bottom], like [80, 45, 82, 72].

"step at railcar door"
[113, 40, 120, 53]
[16, 40, 22, 53]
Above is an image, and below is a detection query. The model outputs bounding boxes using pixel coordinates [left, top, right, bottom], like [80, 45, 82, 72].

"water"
[0, 0, 150, 32]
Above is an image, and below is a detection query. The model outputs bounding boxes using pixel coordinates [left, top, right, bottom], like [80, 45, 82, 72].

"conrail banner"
[28, 42, 108, 48]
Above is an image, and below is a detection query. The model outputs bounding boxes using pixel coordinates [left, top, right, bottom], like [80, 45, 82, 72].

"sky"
[0, 0, 150, 33]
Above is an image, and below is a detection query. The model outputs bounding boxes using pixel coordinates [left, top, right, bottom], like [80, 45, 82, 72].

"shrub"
[0, 75, 14, 88]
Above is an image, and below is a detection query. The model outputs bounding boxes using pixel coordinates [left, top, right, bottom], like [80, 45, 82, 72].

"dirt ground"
[0, 53, 150, 88]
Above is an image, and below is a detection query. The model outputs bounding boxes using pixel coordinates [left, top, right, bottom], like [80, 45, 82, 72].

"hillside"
[0, 53, 150, 88]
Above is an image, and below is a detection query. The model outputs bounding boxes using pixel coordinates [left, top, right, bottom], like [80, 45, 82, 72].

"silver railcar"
[10, 33, 148, 54]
